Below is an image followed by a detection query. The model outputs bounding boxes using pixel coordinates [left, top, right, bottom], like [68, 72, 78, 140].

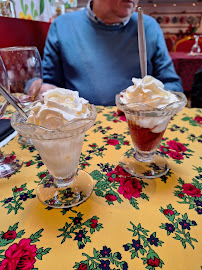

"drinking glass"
[190, 35, 201, 55]
[0, 56, 23, 179]
[0, 46, 43, 145]
[11, 102, 97, 208]
[116, 91, 187, 179]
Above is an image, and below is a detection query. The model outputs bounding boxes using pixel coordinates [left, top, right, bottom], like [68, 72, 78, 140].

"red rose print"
[4, 155, 16, 164]
[90, 219, 98, 228]
[81, 163, 89, 166]
[2, 230, 17, 240]
[107, 139, 119, 146]
[40, 174, 47, 179]
[114, 165, 130, 177]
[90, 144, 96, 148]
[182, 183, 201, 197]
[167, 140, 187, 152]
[49, 199, 56, 205]
[77, 263, 88, 270]
[113, 113, 117, 117]
[107, 170, 127, 183]
[14, 188, 24, 193]
[178, 193, 184, 198]
[159, 145, 170, 154]
[118, 177, 142, 200]
[163, 209, 174, 215]
[194, 116, 202, 124]
[105, 194, 117, 202]
[26, 161, 32, 166]
[168, 151, 184, 160]
[147, 257, 160, 267]
[119, 115, 126, 122]
[0, 238, 37, 270]
[107, 171, 118, 182]
[124, 141, 129, 145]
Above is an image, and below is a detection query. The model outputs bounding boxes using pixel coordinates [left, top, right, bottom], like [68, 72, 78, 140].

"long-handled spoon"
[0, 85, 28, 120]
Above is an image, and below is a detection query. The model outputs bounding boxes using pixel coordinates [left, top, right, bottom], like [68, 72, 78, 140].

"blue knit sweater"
[43, 8, 183, 106]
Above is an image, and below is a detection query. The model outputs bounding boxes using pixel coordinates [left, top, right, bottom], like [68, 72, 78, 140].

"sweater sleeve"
[42, 20, 65, 88]
[151, 21, 183, 92]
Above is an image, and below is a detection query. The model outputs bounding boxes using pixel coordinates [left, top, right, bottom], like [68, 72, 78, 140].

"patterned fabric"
[12, 0, 77, 22]
[0, 102, 202, 269]
[14, 0, 52, 22]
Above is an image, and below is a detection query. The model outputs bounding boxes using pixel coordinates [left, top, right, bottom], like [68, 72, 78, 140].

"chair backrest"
[174, 36, 202, 53]
[165, 36, 174, 52]
[0, 16, 51, 59]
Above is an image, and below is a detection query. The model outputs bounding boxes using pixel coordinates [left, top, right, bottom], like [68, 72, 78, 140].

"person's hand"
[27, 81, 56, 101]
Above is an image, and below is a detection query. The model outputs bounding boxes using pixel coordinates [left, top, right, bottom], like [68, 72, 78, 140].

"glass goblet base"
[17, 135, 33, 146]
[36, 170, 94, 208]
[0, 154, 23, 178]
[120, 151, 169, 179]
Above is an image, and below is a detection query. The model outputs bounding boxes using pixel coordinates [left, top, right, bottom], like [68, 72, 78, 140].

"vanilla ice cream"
[25, 88, 95, 179]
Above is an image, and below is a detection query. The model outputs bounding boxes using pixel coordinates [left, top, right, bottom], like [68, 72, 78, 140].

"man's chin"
[118, 9, 134, 20]
[120, 3, 136, 15]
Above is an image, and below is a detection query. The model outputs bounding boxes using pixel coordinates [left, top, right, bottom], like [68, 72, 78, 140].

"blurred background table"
[0, 104, 202, 269]
[170, 52, 202, 93]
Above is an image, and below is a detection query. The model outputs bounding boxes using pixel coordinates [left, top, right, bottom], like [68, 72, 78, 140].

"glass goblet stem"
[134, 150, 154, 162]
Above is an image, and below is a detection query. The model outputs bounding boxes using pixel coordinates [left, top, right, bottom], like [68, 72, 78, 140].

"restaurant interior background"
[0, 0, 202, 107]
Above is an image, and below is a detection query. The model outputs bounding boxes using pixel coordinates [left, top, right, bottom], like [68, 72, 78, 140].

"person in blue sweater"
[29, 0, 183, 106]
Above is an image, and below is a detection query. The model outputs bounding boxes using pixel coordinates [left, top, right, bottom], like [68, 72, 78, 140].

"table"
[170, 52, 202, 93]
[0, 105, 202, 270]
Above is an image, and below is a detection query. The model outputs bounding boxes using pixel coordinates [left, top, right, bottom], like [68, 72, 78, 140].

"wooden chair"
[0, 16, 51, 59]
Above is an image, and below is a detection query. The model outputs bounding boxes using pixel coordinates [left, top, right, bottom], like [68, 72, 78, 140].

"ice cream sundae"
[118, 76, 182, 152]
[25, 88, 93, 179]
[11, 88, 97, 207]
[116, 75, 187, 178]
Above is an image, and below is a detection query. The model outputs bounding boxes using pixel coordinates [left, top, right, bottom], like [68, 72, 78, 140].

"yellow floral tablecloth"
[0, 105, 202, 270]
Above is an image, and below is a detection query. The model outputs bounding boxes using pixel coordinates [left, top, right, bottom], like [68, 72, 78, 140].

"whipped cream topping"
[27, 88, 90, 129]
[120, 75, 179, 108]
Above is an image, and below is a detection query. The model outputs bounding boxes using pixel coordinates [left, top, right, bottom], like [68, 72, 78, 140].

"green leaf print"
[40, 0, 44, 15]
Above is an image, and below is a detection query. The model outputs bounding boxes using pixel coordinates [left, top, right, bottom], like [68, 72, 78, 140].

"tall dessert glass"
[116, 91, 187, 179]
[11, 103, 97, 208]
